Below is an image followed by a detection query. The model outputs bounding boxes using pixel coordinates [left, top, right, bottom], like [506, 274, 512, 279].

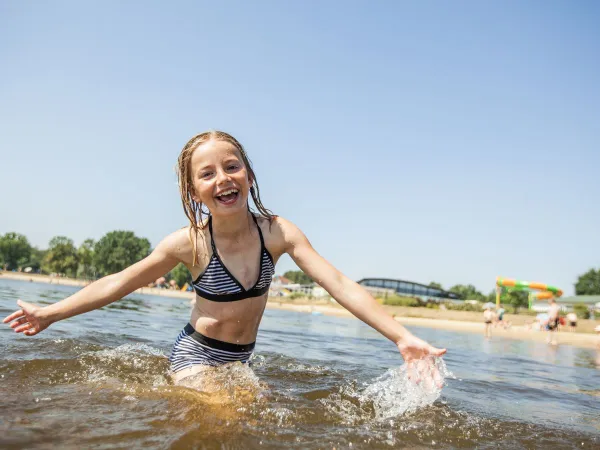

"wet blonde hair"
[177, 130, 275, 266]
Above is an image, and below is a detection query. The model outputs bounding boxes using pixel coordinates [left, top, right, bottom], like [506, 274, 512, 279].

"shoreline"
[2, 271, 598, 349]
[0, 270, 195, 299]
[266, 302, 600, 350]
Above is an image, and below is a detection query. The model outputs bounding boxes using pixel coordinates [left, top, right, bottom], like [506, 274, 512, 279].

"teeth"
[217, 188, 239, 197]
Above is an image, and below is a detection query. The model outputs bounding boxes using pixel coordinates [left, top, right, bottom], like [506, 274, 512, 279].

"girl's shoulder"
[256, 214, 291, 238]
[158, 225, 209, 265]
[256, 215, 306, 252]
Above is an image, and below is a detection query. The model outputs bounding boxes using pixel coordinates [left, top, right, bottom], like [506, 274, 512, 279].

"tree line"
[283, 270, 600, 312]
[2, 231, 599, 297]
[0, 231, 191, 288]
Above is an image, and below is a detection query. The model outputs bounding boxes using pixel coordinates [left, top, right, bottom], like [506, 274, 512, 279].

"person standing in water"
[566, 311, 577, 332]
[547, 298, 560, 345]
[3, 131, 446, 384]
[483, 307, 494, 339]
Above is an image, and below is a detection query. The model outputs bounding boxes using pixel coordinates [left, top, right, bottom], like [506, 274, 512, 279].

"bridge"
[358, 278, 462, 300]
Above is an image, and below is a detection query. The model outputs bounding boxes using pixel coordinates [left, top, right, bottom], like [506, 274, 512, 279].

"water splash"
[79, 343, 170, 385]
[172, 361, 268, 414]
[360, 357, 454, 420]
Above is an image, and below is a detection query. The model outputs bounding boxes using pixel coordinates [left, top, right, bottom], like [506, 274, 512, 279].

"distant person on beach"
[495, 306, 510, 329]
[566, 312, 577, 332]
[483, 307, 494, 339]
[3, 130, 445, 385]
[547, 298, 560, 345]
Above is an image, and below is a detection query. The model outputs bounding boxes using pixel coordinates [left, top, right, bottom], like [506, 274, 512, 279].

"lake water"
[1, 279, 599, 449]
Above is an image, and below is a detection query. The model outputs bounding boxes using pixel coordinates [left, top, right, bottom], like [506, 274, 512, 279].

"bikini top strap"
[208, 216, 217, 254]
[251, 214, 265, 249]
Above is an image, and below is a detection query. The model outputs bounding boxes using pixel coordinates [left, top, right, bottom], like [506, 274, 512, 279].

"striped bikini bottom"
[169, 323, 255, 373]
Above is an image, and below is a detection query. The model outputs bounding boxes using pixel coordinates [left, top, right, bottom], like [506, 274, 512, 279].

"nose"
[215, 168, 232, 184]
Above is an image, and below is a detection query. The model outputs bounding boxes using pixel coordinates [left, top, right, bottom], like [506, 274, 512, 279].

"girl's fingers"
[10, 317, 28, 329]
[16, 299, 28, 308]
[24, 327, 39, 336]
[14, 322, 34, 334]
[3, 309, 24, 324]
[430, 346, 447, 357]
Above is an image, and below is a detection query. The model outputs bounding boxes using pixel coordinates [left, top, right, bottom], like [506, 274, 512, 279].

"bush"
[383, 295, 421, 307]
[445, 302, 482, 312]
[509, 307, 537, 316]
[573, 303, 591, 319]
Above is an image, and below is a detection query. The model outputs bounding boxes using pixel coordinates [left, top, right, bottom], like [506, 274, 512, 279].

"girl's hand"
[397, 333, 447, 387]
[2, 299, 51, 336]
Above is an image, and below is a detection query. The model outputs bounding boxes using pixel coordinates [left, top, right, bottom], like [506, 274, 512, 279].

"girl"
[3, 131, 446, 384]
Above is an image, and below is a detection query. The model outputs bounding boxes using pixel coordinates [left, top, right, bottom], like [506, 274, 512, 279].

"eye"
[201, 171, 213, 179]
[227, 164, 240, 171]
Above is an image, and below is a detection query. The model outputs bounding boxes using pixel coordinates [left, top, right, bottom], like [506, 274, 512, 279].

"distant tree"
[43, 236, 79, 277]
[0, 232, 32, 270]
[93, 231, 151, 276]
[169, 263, 191, 288]
[573, 303, 590, 319]
[486, 290, 498, 304]
[283, 270, 313, 285]
[77, 239, 96, 279]
[503, 288, 529, 313]
[429, 282, 443, 290]
[574, 268, 600, 295]
[24, 247, 47, 272]
[449, 284, 485, 301]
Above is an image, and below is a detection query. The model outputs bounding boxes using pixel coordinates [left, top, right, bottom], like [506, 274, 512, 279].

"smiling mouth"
[215, 188, 240, 205]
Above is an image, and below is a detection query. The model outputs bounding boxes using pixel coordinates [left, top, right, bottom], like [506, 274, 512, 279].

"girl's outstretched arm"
[3, 229, 190, 336]
[277, 218, 446, 365]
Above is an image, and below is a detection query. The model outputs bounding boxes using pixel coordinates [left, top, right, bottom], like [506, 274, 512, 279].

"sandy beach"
[2, 271, 598, 349]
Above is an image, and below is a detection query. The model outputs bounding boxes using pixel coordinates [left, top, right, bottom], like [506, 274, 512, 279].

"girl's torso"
[184, 215, 283, 345]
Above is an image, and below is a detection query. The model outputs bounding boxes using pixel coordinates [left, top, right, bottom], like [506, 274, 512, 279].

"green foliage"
[289, 292, 307, 300]
[25, 247, 47, 272]
[449, 284, 486, 301]
[445, 301, 483, 312]
[283, 270, 313, 285]
[77, 239, 96, 279]
[503, 288, 529, 313]
[43, 236, 79, 277]
[93, 231, 151, 276]
[0, 232, 32, 270]
[169, 263, 191, 288]
[573, 303, 591, 319]
[383, 295, 421, 307]
[429, 282, 443, 289]
[574, 268, 600, 295]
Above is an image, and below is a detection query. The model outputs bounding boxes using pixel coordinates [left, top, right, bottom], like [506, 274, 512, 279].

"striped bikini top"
[192, 214, 275, 302]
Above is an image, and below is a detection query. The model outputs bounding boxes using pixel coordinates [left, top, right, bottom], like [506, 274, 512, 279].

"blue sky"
[1, 1, 598, 295]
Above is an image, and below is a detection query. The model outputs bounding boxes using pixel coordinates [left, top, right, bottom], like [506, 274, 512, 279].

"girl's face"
[189, 139, 252, 217]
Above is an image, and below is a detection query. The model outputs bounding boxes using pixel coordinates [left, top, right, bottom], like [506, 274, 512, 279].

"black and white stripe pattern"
[169, 325, 254, 373]
[255, 251, 275, 289]
[191, 214, 275, 301]
[194, 255, 243, 296]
